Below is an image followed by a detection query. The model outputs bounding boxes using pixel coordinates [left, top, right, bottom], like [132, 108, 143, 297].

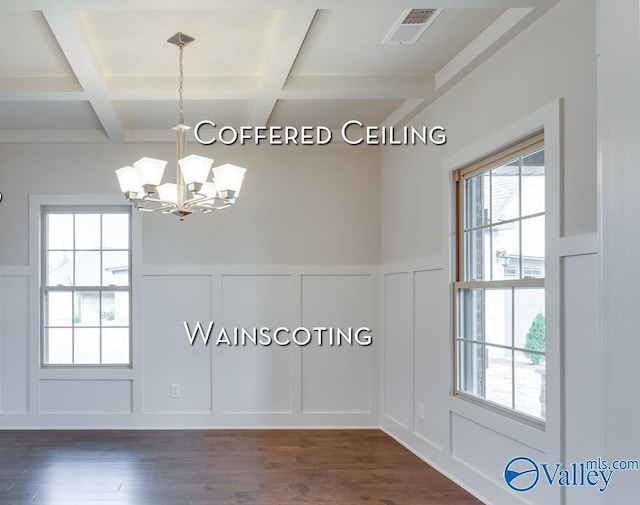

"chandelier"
[115, 32, 246, 220]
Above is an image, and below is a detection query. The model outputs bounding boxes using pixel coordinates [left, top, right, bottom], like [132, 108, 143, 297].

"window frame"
[40, 205, 133, 367]
[453, 131, 546, 425]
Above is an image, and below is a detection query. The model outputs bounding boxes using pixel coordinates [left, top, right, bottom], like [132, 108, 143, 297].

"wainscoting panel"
[0, 274, 30, 413]
[40, 379, 132, 413]
[383, 272, 413, 429]
[216, 275, 293, 414]
[142, 275, 212, 414]
[413, 268, 448, 451]
[300, 275, 373, 414]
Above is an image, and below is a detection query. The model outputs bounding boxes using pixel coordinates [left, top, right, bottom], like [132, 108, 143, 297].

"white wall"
[0, 142, 380, 266]
[380, 1, 602, 504]
[0, 142, 380, 427]
[598, 1, 640, 503]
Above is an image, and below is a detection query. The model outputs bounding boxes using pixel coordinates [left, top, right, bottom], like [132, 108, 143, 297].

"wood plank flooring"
[0, 429, 483, 505]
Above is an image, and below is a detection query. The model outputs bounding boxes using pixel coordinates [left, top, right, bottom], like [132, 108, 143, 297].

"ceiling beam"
[248, 8, 317, 126]
[42, 6, 125, 142]
[0, 129, 110, 143]
[106, 76, 260, 101]
[436, 8, 537, 92]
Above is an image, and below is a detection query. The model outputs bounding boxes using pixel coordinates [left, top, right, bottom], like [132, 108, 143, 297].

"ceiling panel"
[0, 11, 77, 79]
[269, 99, 404, 129]
[114, 100, 253, 130]
[291, 8, 505, 76]
[77, 10, 285, 77]
[0, 101, 101, 130]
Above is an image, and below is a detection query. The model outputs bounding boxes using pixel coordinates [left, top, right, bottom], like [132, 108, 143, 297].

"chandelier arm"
[201, 205, 232, 214]
[182, 194, 234, 207]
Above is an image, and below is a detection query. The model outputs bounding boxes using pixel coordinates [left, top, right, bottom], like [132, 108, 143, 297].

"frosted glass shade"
[133, 157, 167, 186]
[179, 154, 213, 185]
[156, 183, 178, 204]
[115, 166, 140, 193]
[213, 163, 246, 195]
[199, 182, 218, 198]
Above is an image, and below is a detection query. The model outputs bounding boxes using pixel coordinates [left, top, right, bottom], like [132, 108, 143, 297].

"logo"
[504, 457, 540, 492]
[504, 456, 639, 493]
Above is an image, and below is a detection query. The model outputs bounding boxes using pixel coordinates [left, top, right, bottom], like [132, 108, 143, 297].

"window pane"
[464, 172, 489, 229]
[75, 251, 101, 286]
[102, 251, 128, 286]
[102, 291, 129, 327]
[74, 328, 100, 364]
[464, 229, 490, 280]
[515, 288, 545, 352]
[456, 141, 544, 420]
[75, 214, 101, 249]
[515, 350, 545, 419]
[491, 221, 520, 280]
[45, 291, 72, 327]
[47, 251, 73, 286]
[73, 291, 100, 327]
[521, 215, 545, 278]
[490, 158, 519, 224]
[47, 214, 73, 250]
[102, 214, 129, 250]
[485, 345, 513, 409]
[42, 209, 131, 366]
[484, 289, 513, 347]
[458, 288, 484, 342]
[102, 328, 130, 364]
[46, 328, 72, 364]
[521, 149, 545, 217]
[458, 341, 484, 398]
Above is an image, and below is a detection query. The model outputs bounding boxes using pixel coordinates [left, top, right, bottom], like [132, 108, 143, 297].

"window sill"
[38, 366, 134, 381]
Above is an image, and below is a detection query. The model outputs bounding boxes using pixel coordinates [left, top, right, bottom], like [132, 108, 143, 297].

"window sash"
[455, 132, 544, 282]
[41, 207, 132, 366]
[453, 133, 545, 422]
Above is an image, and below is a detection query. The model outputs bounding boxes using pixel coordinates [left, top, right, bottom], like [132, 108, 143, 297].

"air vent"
[382, 8, 443, 45]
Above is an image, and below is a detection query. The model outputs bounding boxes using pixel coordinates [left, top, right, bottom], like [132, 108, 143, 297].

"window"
[42, 208, 131, 365]
[454, 132, 545, 421]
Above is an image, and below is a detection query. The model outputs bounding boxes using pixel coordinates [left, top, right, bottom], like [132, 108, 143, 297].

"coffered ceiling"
[0, 0, 558, 143]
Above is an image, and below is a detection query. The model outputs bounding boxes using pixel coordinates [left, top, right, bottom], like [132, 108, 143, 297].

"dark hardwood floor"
[0, 429, 483, 505]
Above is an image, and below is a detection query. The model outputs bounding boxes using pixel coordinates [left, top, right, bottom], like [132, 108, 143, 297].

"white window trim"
[29, 196, 142, 390]
[442, 100, 562, 457]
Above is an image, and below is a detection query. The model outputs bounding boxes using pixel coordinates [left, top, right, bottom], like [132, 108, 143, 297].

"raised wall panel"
[142, 275, 212, 414]
[0, 275, 29, 413]
[383, 272, 412, 428]
[451, 413, 553, 503]
[217, 275, 293, 414]
[563, 254, 602, 505]
[301, 275, 372, 413]
[40, 380, 132, 413]
[413, 269, 447, 450]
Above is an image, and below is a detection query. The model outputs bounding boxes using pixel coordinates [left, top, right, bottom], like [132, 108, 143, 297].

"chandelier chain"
[178, 44, 185, 125]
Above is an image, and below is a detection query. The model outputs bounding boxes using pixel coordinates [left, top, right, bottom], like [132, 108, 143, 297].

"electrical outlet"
[418, 401, 425, 420]
[170, 383, 181, 398]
